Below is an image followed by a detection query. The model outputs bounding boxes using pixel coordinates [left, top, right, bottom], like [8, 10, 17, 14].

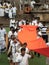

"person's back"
[10, 19, 15, 28]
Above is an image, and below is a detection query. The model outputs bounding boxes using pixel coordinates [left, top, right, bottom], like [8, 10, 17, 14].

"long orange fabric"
[18, 25, 49, 57]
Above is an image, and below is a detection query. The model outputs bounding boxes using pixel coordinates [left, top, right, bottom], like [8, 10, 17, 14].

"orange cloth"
[18, 25, 49, 57]
[18, 25, 37, 43]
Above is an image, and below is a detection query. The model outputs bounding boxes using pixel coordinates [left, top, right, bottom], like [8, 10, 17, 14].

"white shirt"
[10, 19, 15, 27]
[31, 19, 38, 26]
[21, 19, 26, 25]
[0, 8, 4, 16]
[8, 8, 12, 18]
[15, 21, 18, 29]
[14, 31, 18, 37]
[17, 54, 31, 65]
[12, 7, 17, 14]
[10, 41, 20, 53]
[8, 31, 18, 38]
[5, 8, 9, 13]
[0, 28, 6, 41]
[19, 21, 22, 26]
[19, 19, 26, 26]
[8, 31, 13, 38]
[38, 22, 43, 27]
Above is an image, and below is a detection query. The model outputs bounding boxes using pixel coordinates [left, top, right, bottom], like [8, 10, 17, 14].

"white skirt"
[12, 53, 18, 63]
[0, 40, 6, 49]
[9, 12, 12, 18]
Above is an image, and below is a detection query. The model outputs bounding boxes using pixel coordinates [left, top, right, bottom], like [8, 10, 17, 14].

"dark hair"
[11, 35, 16, 40]
[36, 27, 40, 31]
[10, 26, 14, 29]
[37, 17, 40, 20]
[23, 42, 27, 46]
[15, 28, 19, 31]
[8, 1, 10, 3]
[21, 48, 26, 52]
[10, 27, 15, 32]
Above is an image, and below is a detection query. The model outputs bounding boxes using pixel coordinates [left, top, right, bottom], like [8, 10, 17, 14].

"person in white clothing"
[16, 48, 33, 65]
[0, 25, 7, 52]
[10, 18, 15, 28]
[19, 19, 24, 26]
[7, 27, 15, 60]
[30, 17, 38, 26]
[14, 21, 18, 29]
[18, 19, 26, 26]
[8, 6, 12, 19]
[0, 2, 4, 17]
[12, 5, 17, 18]
[21, 19, 26, 25]
[8, 27, 15, 40]
[8, 36, 20, 65]
[14, 28, 19, 37]
[36, 27, 42, 39]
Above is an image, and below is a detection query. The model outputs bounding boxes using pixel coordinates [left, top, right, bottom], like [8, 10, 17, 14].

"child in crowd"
[0, 24, 7, 52]
[8, 6, 12, 19]
[12, 5, 17, 18]
[14, 28, 18, 37]
[7, 36, 20, 65]
[15, 48, 34, 65]
[8, 27, 15, 40]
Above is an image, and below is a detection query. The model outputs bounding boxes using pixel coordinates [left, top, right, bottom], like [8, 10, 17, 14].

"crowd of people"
[0, 14, 49, 65]
[9, 16, 48, 42]
[0, 1, 17, 18]
[7, 16, 43, 65]
[0, 0, 49, 65]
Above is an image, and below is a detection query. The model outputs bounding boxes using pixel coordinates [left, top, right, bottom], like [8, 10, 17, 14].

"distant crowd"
[0, 1, 17, 18]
